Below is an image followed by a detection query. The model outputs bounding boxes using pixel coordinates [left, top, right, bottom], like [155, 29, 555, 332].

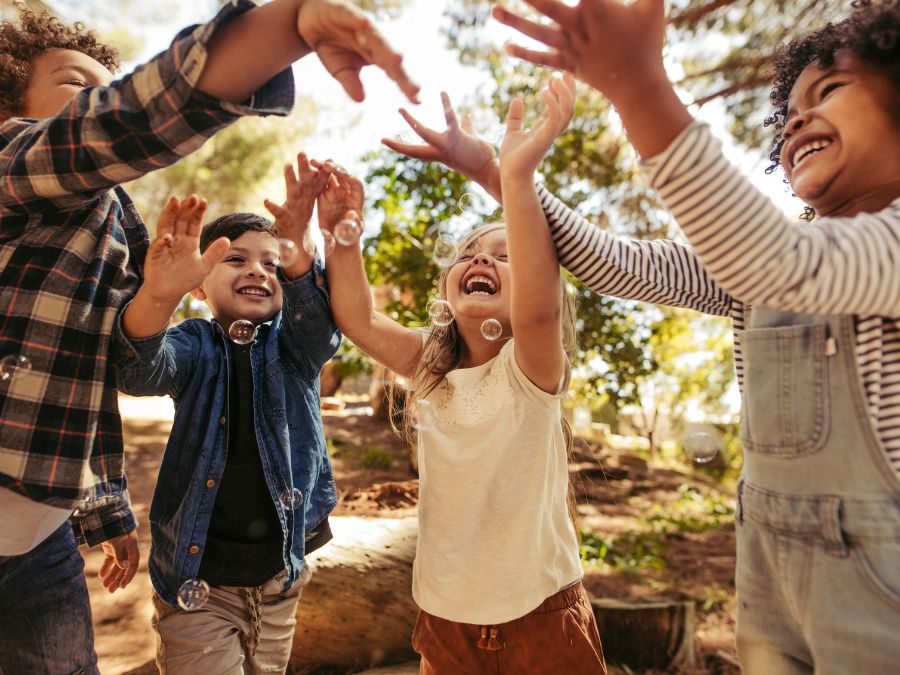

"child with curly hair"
[0, 2, 417, 673]
[391, 0, 899, 671]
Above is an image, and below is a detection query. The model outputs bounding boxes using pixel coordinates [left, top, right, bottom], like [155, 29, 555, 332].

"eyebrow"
[786, 68, 852, 119]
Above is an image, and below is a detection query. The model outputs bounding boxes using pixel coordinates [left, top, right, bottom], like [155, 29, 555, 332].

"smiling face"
[22, 48, 113, 119]
[444, 227, 511, 328]
[780, 50, 900, 216]
[192, 230, 283, 330]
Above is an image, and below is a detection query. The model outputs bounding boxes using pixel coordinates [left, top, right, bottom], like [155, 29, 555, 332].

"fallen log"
[291, 516, 419, 673]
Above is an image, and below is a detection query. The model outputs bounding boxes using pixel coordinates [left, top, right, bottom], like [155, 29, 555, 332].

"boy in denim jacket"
[115, 157, 339, 672]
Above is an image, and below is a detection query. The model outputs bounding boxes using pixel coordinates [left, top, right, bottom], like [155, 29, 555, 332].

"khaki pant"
[152, 568, 308, 675]
[413, 582, 606, 675]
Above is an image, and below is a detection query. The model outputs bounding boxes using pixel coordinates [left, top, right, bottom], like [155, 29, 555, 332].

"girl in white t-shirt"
[316, 74, 605, 675]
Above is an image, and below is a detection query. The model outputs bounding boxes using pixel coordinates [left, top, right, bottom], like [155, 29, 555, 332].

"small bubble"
[456, 192, 478, 214]
[177, 578, 210, 611]
[280, 487, 303, 510]
[228, 320, 257, 345]
[0, 354, 32, 381]
[432, 235, 458, 267]
[480, 318, 503, 341]
[334, 219, 362, 246]
[683, 431, 720, 464]
[321, 230, 336, 256]
[426, 299, 455, 327]
[202, 646, 213, 656]
[301, 230, 317, 257]
[277, 238, 299, 267]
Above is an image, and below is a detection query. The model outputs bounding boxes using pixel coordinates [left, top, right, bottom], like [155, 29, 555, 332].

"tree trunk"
[591, 598, 696, 670]
[290, 517, 419, 673]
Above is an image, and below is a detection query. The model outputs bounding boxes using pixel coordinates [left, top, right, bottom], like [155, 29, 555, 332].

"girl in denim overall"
[317, 76, 606, 675]
[480, 0, 900, 672]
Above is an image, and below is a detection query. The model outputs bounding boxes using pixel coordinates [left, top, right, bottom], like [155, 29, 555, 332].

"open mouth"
[237, 286, 271, 298]
[463, 274, 497, 296]
[792, 138, 833, 169]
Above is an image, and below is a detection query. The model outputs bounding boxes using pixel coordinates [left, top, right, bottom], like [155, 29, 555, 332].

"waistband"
[738, 480, 900, 554]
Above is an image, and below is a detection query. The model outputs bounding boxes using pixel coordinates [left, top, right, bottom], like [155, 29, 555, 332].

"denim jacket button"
[218, 416, 226, 426]
[315, 274, 325, 286]
[188, 545, 200, 555]
[125, 348, 135, 359]
[206, 479, 215, 488]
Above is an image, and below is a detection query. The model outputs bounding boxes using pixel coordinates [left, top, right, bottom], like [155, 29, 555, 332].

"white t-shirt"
[412, 339, 583, 625]
[0, 487, 72, 556]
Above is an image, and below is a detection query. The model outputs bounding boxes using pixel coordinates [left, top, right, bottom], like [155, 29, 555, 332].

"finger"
[156, 196, 179, 239]
[296, 151, 313, 177]
[355, 25, 420, 103]
[174, 195, 198, 237]
[398, 108, 443, 147]
[380, 137, 441, 161]
[99, 554, 115, 581]
[503, 42, 571, 71]
[284, 163, 300, 200]
[519, 0, 578, 27]
[323, 52, 368, 103]
[490, 6, 569, 51]
[460, 113, 474, 135]
[201, 236, 232, 272]
[505, 98, 525, 133]
[148, 232, 174, 255]
[264, 198, 288, 221]
[119, 540, 140, 588]
[440, 92, 458, 129]
[186, 198, 208, 238]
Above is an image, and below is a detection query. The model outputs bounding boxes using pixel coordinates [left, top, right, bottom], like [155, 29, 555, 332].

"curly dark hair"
[0, 3, 119, 121]
[764, 0, 900, 218]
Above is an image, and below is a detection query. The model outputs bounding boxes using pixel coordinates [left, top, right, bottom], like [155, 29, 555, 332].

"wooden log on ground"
[290, 516, 419, 673]
[591, 598, 695, 670]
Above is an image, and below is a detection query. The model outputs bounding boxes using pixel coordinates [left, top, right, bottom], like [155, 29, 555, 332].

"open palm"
[316, 163, 365, 232]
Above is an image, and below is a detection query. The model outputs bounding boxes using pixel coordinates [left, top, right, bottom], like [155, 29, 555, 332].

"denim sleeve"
[113, 310, 199, 397]
[70, 489, 137, 547]
[0, 0, 294, 217]
[278, 258, 342, 375]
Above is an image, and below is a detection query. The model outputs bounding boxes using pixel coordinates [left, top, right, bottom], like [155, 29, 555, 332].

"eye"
[224, 255, 244, 264]
[819, 81, 845, 100]
[65, 79, 88, 88]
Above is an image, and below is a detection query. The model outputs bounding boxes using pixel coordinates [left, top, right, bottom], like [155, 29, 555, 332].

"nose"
[471, 252, 494, 266]
[782, 112, 808, 140]
[244, 261, 266, 277]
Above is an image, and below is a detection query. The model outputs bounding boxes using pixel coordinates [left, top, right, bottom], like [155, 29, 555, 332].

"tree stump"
[290, 516, 419, 673]
[591, 598, 695, 670]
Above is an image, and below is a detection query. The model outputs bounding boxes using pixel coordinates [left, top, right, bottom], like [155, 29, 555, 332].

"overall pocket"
[739, 322, 830, 457]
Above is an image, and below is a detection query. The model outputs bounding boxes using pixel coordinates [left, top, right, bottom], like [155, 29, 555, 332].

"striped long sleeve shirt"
[0, 0, 294, 544]
[538, 122, 900, 477]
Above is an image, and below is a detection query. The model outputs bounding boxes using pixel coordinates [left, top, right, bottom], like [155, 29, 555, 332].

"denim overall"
[735, 308, 900, 673]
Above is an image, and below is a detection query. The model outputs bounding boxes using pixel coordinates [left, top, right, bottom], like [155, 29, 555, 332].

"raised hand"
[264, 152, 330, 276]
[381, 92, 502, 202]
[143, 195, 229, 304]
[492, 0, 666, 107]
[499, 73, 575, 181]
[297, 0, 420, 103]
[315, 161, 365, 234]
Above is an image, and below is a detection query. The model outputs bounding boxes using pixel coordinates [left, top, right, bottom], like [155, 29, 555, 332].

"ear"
[190, 286, 207, 301]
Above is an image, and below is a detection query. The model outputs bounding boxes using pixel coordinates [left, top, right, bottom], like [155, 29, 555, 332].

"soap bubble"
[177, 578, 210, 611]
[277, 238, 299, 267]
[280, 488, 303, 510]
[432, 235, 458, 267]
[456, 192, 478, 214]
[683, 431, 720, 464]
[321, 230, 336, 256]
[334, 219, 362, 246]
[301, 230, 317, 257]
[0, 354, 32, 381]
[426, 299, 455, 327]
[480, 319, 503, 341]
[228, 320, 257, 345]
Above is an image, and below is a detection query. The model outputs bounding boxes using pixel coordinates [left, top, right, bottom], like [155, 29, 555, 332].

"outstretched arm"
[381, 92, 502, 202]
[200, 0, 419, 104]
[316, 166, 424, 378]
[493, 0, 692, 159]
[499, 74, 575, 394]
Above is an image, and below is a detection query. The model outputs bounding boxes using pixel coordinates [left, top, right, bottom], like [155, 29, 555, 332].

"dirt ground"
[87, 396, 739, 674]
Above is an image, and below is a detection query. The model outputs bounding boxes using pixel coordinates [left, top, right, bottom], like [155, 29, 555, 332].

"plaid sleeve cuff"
[172, 0, 295, 117]
[71, 491, 137, 547]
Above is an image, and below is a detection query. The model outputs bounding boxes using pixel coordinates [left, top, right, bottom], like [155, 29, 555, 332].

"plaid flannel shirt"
[0, 0, 294, 545]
